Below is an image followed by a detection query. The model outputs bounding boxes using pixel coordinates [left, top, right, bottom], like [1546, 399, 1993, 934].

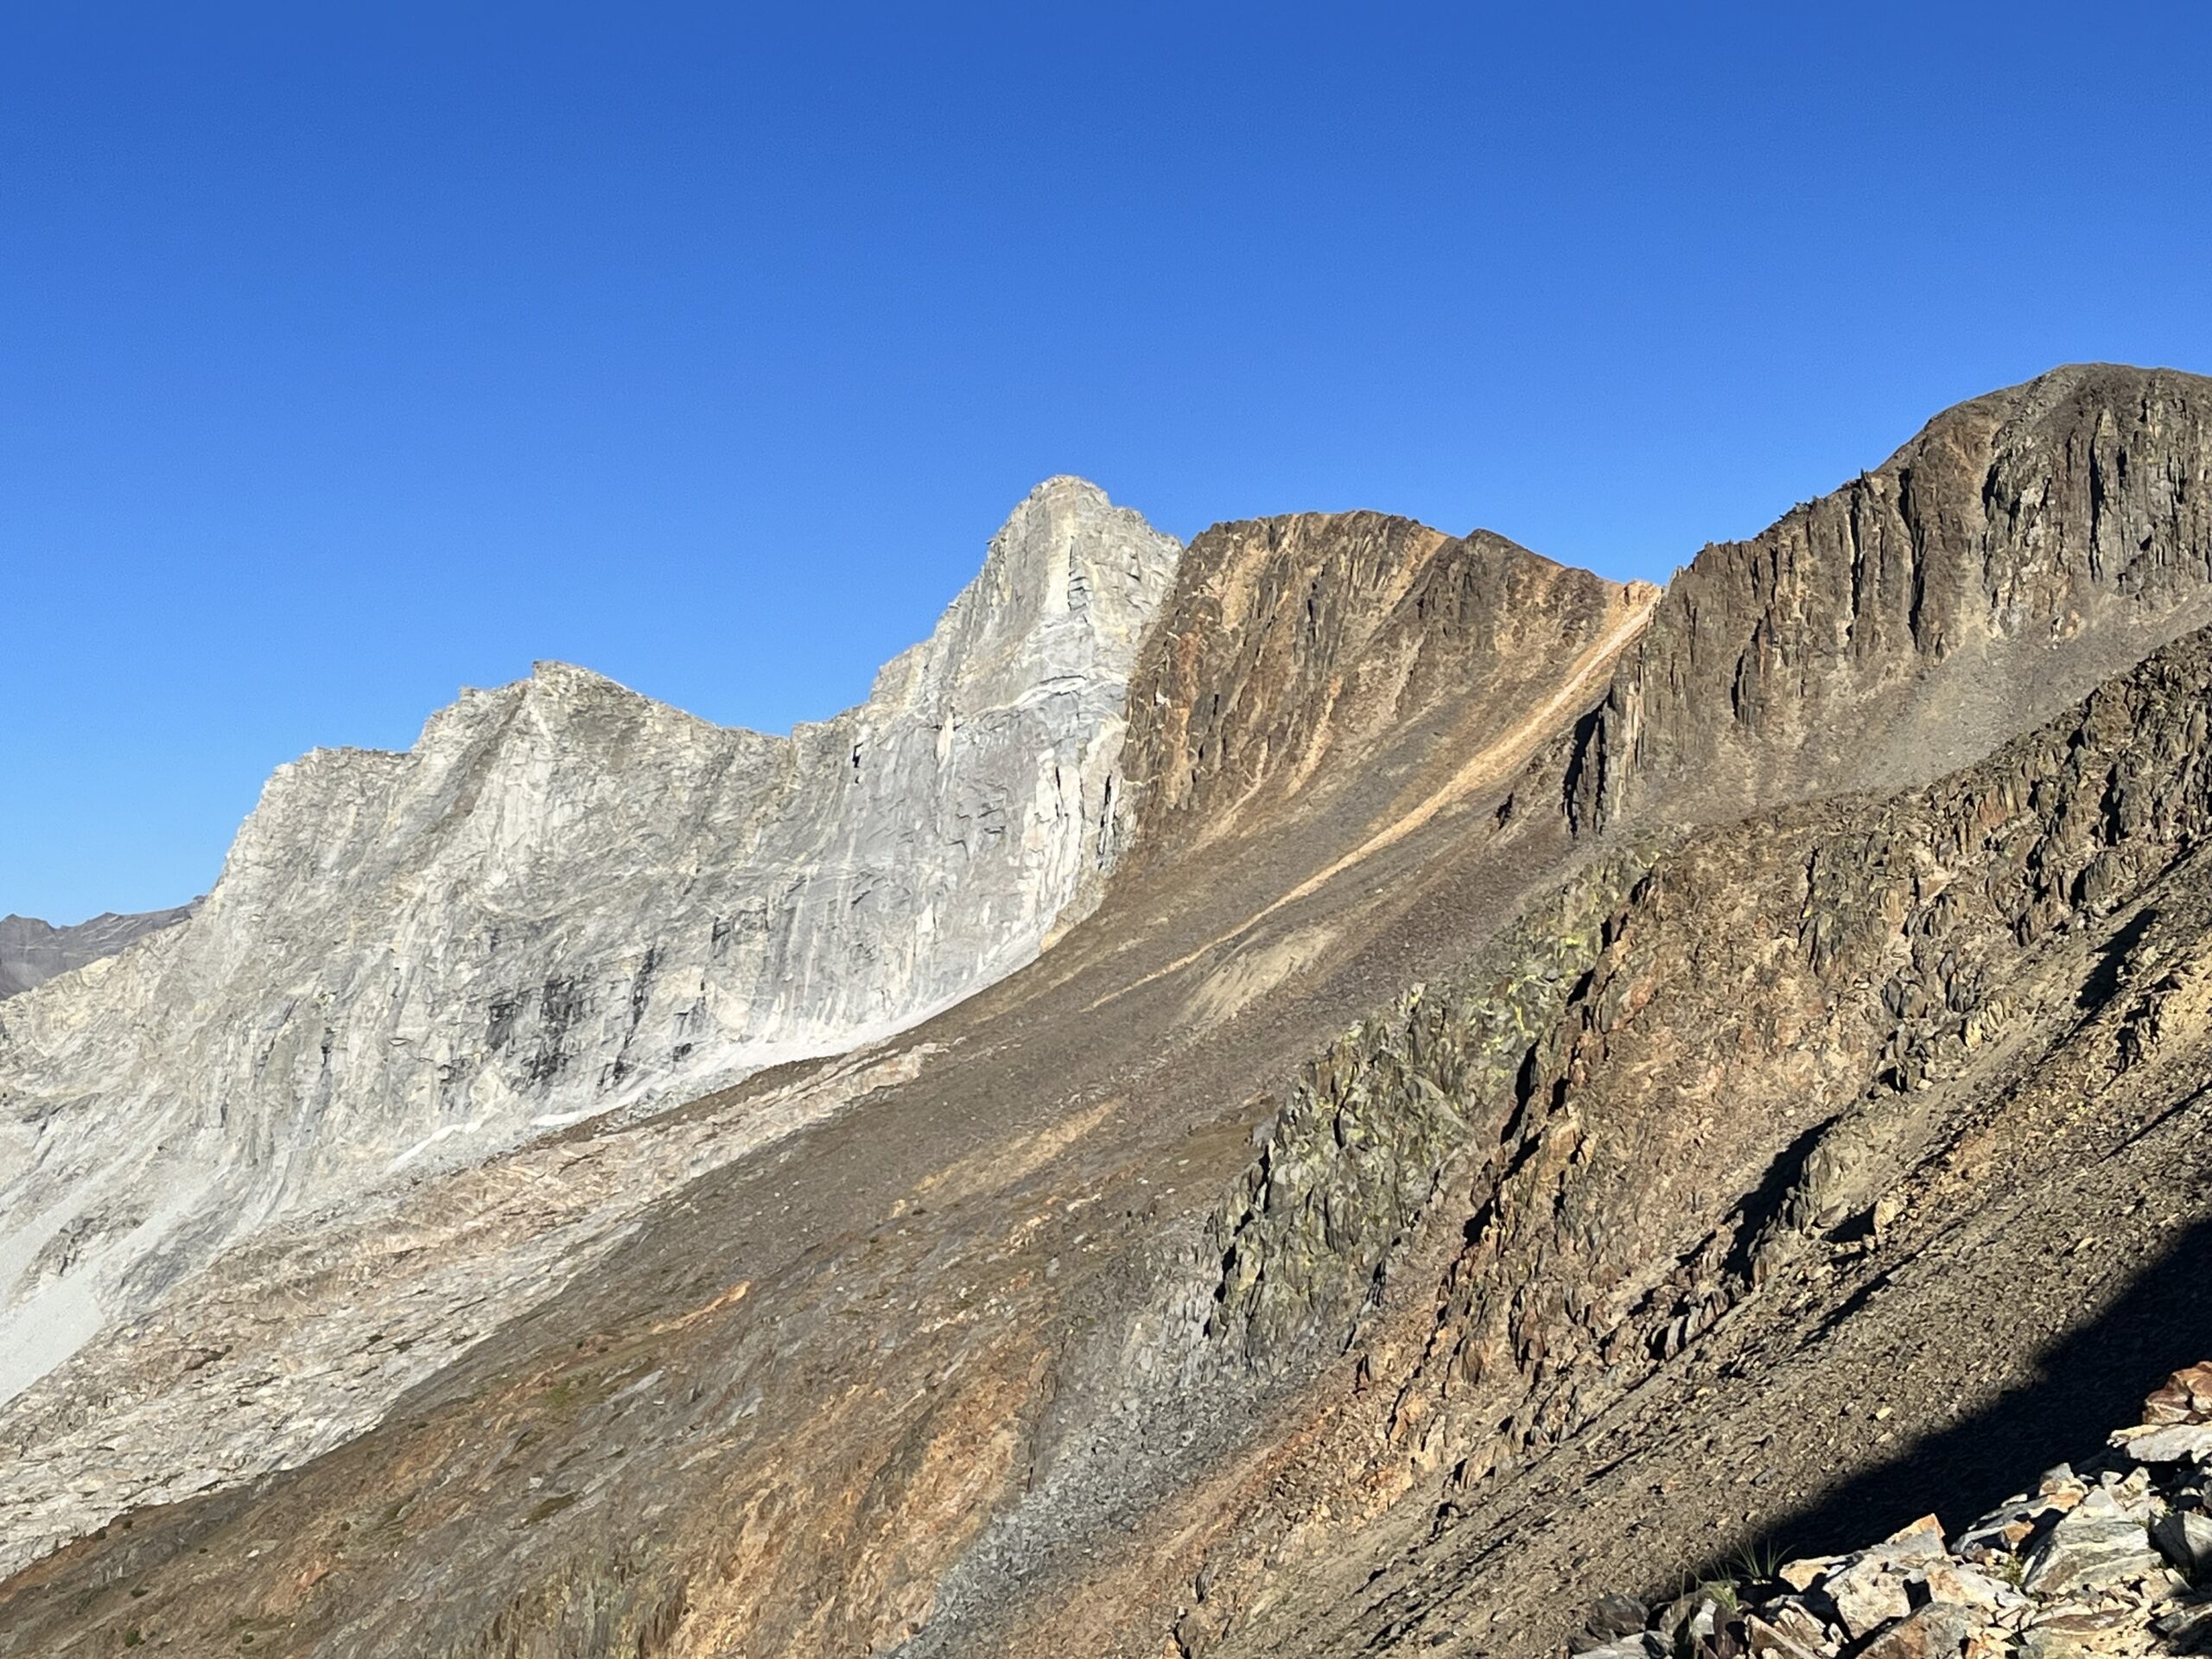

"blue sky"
[5, 3, 2209, 922]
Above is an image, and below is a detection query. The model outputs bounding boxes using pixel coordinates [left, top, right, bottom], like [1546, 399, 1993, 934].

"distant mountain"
[0, 906, 196, 999]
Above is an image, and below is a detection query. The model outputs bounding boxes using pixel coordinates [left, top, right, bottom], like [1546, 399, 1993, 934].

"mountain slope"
[0, 907, 196, 1000]
[0, 475, 1177, 1411]
[0, 508, 1654, 1650]
[1193, 592, 2212, 1658]
[4, 365, 2212, 1659]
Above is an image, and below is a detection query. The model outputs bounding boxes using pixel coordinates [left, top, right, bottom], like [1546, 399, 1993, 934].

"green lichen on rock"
[1204, 851, 1654, 1375]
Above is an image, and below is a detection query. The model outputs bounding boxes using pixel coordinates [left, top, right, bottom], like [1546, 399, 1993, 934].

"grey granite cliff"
[0, 476, 1179, 1406]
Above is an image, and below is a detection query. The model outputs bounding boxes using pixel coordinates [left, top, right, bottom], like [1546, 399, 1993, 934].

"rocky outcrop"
[0, 907, 195, 1000]
[0, 487, 1656, 1656]
[0, 475, 1179, 1406]
[1117, 606, 2212, 1659]
[1571, 365, 2212, 831]
[1120, 512, 1653, 870]
[1570, 1367, 2212, 1659]
[1199, 856, 1639, 1381]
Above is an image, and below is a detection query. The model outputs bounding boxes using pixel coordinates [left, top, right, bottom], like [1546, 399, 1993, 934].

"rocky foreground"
[1575, 1367, 2212, 1659]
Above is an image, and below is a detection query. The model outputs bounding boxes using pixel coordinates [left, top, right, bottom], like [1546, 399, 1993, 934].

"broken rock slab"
[2020, 1489, 2164, 1598]
[1858, 1601, 1976, 1659]
[1816, 1515, 1948, 1639]
[2145, 1363, 2212, 1425]
[2153, 1509, 2212, 1578]
[2110, 1423, 2212, 1465]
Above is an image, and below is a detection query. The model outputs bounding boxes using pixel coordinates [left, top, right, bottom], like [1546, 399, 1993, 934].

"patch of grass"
[1730, 1538, 1783, 1583]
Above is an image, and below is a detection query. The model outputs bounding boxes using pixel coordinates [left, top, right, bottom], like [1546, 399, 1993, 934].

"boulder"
[2113, 1424, 2212, 1465]
[1857, 1602, 1976, 1659]
[1742, 1613, 1826, 1659]
[2021, 1490, 2164, 1596]
[2145, 1364, 2212, 1426]
[1820, 1516, 1948, 1638]
[2153, 1509, 2212, 1578]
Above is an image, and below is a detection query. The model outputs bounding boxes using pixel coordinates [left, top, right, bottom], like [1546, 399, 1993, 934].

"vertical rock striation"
[0, 475, 1179, 1402]
[1570, 364, 2212, 830]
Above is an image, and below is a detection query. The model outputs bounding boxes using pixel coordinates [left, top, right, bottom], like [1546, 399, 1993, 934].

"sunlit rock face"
[0, 475, 1179, 1402]
[16, 368, 2212, 1656]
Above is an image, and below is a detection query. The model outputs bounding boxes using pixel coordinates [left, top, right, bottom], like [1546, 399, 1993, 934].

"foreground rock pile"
[1574, 1368, 2212, 1659]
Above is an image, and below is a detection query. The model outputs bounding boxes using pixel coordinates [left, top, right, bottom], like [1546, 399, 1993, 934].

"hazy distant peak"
[0, 905, 198, 1000]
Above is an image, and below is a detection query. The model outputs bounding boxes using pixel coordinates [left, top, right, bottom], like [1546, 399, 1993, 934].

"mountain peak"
[0, 477, 1185, 1425]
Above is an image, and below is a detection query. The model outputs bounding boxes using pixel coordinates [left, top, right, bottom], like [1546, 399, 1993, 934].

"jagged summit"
[0, 480, 1179, 1414]
[521, 658, 648, 696]
[1874, 359, 2207, 469]
[1569, 360, 2212, 830]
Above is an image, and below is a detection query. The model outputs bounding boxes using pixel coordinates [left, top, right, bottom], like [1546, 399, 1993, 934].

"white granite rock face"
[0, 477, 1179, 1403]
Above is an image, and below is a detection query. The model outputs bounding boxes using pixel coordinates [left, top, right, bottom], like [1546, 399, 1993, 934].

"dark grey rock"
[2155, 1509, 2212, 1578]
[0, 906, 194, 999]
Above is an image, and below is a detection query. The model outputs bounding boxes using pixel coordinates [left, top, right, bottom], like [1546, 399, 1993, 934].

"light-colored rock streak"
[0, 476, 1179, 1406]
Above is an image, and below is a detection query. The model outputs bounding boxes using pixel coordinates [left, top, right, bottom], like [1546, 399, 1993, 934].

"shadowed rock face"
[8, 366, 2212, 1659]
[0, 908, 195, 1000]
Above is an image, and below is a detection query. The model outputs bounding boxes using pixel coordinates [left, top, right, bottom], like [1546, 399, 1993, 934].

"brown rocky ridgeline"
[5, 364, 2212, 1658]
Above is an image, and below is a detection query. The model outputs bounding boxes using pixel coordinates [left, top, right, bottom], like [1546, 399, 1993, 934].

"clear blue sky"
[6, 3, 2209, 922]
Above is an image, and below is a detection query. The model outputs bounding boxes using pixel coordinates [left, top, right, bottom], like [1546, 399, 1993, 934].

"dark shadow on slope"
[1700, 1211, 2212, 1577]
[2079, 906, 2160, 1013]
[1720, 1118, 1837, 1286]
